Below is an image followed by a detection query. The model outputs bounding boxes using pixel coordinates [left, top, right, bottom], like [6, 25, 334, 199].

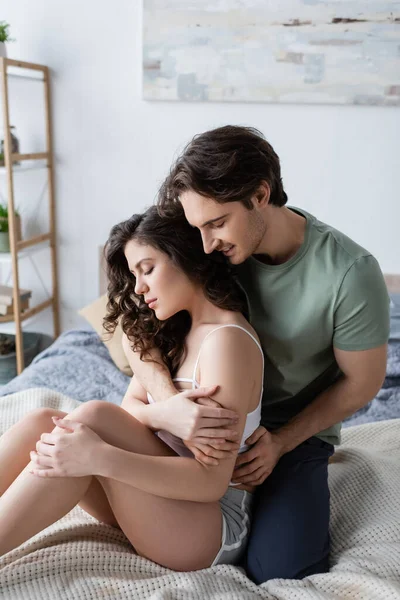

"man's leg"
[244, 437, 334, 584]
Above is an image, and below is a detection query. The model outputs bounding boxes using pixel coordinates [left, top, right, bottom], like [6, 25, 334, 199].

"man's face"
[179, 190, 266, 264]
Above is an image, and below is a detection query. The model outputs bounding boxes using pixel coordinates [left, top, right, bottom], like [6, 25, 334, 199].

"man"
[128, 125, 389, 583]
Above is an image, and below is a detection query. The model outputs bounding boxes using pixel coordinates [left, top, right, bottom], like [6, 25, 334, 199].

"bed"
[0, 276, 399, 599]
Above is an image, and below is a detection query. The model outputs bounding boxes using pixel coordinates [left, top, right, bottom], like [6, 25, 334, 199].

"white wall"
[1, 0, 400, 336]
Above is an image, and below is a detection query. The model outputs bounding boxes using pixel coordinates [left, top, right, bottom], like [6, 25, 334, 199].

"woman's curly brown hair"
[103, 206, 248, 376]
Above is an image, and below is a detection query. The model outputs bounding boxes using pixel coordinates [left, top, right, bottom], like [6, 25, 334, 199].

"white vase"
[0, 43, 7, 58]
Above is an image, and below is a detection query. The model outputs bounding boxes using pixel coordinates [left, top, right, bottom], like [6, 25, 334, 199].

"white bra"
[147, 324, 264, 461]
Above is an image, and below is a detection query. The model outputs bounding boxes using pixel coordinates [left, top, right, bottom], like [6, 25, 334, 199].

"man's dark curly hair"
[158, 125, 287, 216]
[103, 206, 248, 376]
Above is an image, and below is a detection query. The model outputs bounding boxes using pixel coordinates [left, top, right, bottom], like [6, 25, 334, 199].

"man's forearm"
[97, 443, 226, 502]
[274, 376, 380, 454]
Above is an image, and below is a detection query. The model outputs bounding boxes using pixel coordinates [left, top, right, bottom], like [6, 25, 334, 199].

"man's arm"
[273, 343, 387, 454]
[233, 343, 388, 485]
[234, 255, 390, 485]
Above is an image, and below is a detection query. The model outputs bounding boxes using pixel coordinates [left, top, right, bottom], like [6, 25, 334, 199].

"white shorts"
[211, 487, 254, 566]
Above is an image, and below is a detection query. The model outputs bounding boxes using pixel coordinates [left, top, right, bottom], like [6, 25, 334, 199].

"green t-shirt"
[236, 207, 390, 445]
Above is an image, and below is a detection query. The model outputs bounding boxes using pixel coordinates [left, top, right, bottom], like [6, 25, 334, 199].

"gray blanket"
[1, 328, 399, 427]
[0, 329, 130, 404]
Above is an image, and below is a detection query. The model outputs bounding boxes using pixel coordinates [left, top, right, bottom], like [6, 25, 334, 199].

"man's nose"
[201, 231, 218, 254]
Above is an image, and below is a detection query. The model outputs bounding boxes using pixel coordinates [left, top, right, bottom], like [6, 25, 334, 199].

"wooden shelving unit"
[0, 57, 60, 374]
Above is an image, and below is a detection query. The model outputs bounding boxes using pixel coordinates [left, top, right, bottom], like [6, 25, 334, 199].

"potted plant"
[0, 203, 22, 252]
[0, 21, 15, 58]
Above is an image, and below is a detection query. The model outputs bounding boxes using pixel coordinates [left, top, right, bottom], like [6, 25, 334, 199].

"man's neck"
[254, 207, 306, 266]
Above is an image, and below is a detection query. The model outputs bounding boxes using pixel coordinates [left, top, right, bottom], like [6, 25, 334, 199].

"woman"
[0, 207, 263, 571]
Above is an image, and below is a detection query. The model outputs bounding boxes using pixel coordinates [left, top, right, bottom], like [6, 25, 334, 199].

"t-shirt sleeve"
[333, 255, 390, 351]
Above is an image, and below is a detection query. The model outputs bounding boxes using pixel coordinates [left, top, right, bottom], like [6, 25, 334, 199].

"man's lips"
[221, 245, 235, 256]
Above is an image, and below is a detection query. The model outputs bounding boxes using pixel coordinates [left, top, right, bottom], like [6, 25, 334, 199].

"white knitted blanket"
[0, 388, 399, 600]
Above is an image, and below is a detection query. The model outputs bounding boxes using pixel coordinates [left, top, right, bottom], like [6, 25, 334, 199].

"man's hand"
[231, 426, 285, 486]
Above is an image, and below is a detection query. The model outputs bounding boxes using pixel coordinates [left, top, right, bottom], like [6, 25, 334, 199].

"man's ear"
[253, 181, 270, 208]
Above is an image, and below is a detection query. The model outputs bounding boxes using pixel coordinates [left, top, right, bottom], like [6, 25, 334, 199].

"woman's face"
[124, 239, 196, 320]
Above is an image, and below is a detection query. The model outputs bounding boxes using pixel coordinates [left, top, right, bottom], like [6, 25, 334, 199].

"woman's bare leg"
[0, 407, 119, 553]
[0, 401, 222, 568]
[0, 400, 177, 556]
[0, 408, 67, 495]
[0, 455, 93, 556]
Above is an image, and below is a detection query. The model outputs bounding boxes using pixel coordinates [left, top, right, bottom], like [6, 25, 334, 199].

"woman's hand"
[29, 417, 105, 478]
[231, 426, 285, 486]
[161, 386, 240, 442]
[181, 396, 241, 466]
[184, 437, 241, 466]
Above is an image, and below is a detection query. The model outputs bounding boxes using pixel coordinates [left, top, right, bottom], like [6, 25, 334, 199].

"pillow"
[78, 295, 133, 376]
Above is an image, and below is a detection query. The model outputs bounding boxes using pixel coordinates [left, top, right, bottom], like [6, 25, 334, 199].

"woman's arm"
[97, 328, 263, 502]
[120, 375, 159, 431]
[121, 334, 238, 447]
[120, 374, 231, 444]
[122, 333, 177, 402]
[98, 446, 226, 502]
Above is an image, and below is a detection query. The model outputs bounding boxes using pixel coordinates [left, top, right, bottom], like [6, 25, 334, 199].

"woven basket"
[0, 332, 41, 384]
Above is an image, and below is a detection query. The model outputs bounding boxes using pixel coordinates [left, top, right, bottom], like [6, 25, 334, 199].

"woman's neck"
[187, 291, 236, 328]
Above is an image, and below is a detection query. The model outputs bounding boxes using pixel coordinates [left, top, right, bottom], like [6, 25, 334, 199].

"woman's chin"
[154, 307, 176, 321]
[153, 308, 167, 321]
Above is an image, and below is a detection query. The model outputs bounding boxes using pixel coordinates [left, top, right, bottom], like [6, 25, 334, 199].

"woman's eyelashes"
[130, 266, 154, 279]
[214, 221, 225, 229]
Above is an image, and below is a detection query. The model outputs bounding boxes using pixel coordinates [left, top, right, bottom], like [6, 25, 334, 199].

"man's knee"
[243, 441, 333, 584]
[245, 541, 330, 584]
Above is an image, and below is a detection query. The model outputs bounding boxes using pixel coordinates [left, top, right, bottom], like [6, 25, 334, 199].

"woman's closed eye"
[144, 267, 154, 276]
[214, 222, 225, 229]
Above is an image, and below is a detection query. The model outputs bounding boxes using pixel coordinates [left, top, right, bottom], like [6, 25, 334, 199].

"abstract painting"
[142, 0, 400, 105]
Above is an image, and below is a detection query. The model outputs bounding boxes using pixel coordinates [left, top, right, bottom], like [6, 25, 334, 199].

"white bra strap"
[192, 324, 264, 384]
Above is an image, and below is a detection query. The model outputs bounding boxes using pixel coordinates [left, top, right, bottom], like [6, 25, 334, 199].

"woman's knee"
[24, 407, 67, 426]
[67, 400, 114, 427]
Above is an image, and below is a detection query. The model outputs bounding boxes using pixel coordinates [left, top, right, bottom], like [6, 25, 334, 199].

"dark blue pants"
[244, 436, 334, 584]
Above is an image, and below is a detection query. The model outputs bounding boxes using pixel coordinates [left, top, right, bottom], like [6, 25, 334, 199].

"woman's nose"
[134, 277, 148, 295]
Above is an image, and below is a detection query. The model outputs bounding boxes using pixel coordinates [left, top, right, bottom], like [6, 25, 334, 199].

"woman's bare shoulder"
[203, 313, 261, 348]
[196, 324, 263, 415]
[197, 318, 263, 383]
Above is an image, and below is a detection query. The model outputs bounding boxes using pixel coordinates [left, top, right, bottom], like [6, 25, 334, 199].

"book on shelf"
[0, 285, 32, 306]
[0, 285, 32, 316]
[0, 297, 30, 316]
